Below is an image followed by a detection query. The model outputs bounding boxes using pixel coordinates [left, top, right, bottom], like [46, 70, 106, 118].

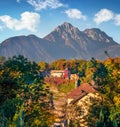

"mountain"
[44, 22, 120, 59]
[0, 22, 120, 62]
[83, 28, 120, 58]
[0, 35, 54, 62]
[84, 28, 114, 43]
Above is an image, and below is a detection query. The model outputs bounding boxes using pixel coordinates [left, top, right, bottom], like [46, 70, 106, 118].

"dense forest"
[0, 55, 120, 127]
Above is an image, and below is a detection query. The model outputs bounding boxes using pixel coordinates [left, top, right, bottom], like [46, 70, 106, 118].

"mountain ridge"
[0, 22, 120, 62]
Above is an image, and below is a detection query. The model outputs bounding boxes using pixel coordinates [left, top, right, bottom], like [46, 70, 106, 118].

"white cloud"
[114, 14, 120, 26]
[94, 9, 114, 25]
[65, 9, 86, 20]
[0, 11, 40, 32]
[27, 0, 64, 11]
[94, 8, 120, 26]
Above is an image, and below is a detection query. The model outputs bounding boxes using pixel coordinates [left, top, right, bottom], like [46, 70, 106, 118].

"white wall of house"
[67, 92, 101, 127]
[50, 70, 65, 77]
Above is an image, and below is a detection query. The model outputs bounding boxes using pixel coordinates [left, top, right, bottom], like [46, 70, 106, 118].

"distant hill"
[0, 22, 120, 62]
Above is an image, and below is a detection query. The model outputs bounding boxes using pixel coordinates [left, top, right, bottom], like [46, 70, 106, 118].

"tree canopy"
[0, 55, 54, 127]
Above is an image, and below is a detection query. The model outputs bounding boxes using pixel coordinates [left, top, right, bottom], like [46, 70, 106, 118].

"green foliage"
[85, 57, 108, 85]
[0, 55, 54, 127]
[49, 58, 66, 70]
[45, 77, 75, 94]
[96, 107, 118, 127]
[49, 58, 87, 74]
[9, 103, 25, 127]
[93, 63, 108, 85]
[2, 55, 42, 84]
[57, 80, 75, 94]
[87, 57, 120, 127]
[0, 56, 120, 127]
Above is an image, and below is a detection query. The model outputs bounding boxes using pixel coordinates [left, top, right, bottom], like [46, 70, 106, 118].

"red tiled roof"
[70, 92, 87, 104]
[67, 83, 96, 99]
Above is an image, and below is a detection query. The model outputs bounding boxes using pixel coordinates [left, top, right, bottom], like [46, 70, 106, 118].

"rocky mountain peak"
[1, 22, 119, 62]
[55, 22, 80, 34]
[61, 22, 73, 29]
[45, 22, 85, 43]
[84, 28, 114, 43]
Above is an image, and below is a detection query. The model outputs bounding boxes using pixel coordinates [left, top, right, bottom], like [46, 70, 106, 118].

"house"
[67, 83, 101, 127]
[50, 70, 65, 77]
[50, 68, 70, 79]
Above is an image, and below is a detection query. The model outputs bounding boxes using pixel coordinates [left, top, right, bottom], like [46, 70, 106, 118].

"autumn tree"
[87, 57, 120, 127]
[49, 58, 66, 70]
[0, 55, 54, 127]
[38, 61, 49, 70]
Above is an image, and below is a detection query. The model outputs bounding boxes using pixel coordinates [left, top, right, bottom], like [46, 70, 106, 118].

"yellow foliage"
[0, 70, 4, 76]
[10, 71, 21, 78]
[34, 118, 41, 126]
[8, 125, 16, 127]
[114, 95, 120, 106]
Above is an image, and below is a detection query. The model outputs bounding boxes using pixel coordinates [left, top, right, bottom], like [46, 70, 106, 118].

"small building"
[50, 70, 65, 77]
[50, 68, 70, 79]
[67, 83, 101, 127]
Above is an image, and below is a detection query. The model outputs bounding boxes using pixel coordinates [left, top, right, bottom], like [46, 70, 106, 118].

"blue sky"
[0, 0, 120, 43]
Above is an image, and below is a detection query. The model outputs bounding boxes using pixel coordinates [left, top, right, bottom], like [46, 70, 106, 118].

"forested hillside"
[0, 55, 120, 127]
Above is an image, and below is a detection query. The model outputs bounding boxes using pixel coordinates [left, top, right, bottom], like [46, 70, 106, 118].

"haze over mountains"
[0, 22, 120, 62]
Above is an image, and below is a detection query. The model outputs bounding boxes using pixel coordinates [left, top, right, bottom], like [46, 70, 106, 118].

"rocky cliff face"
[44, 22, 120, 60]
[0, 22, 120, 62]
[84, 28, 114, 43]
